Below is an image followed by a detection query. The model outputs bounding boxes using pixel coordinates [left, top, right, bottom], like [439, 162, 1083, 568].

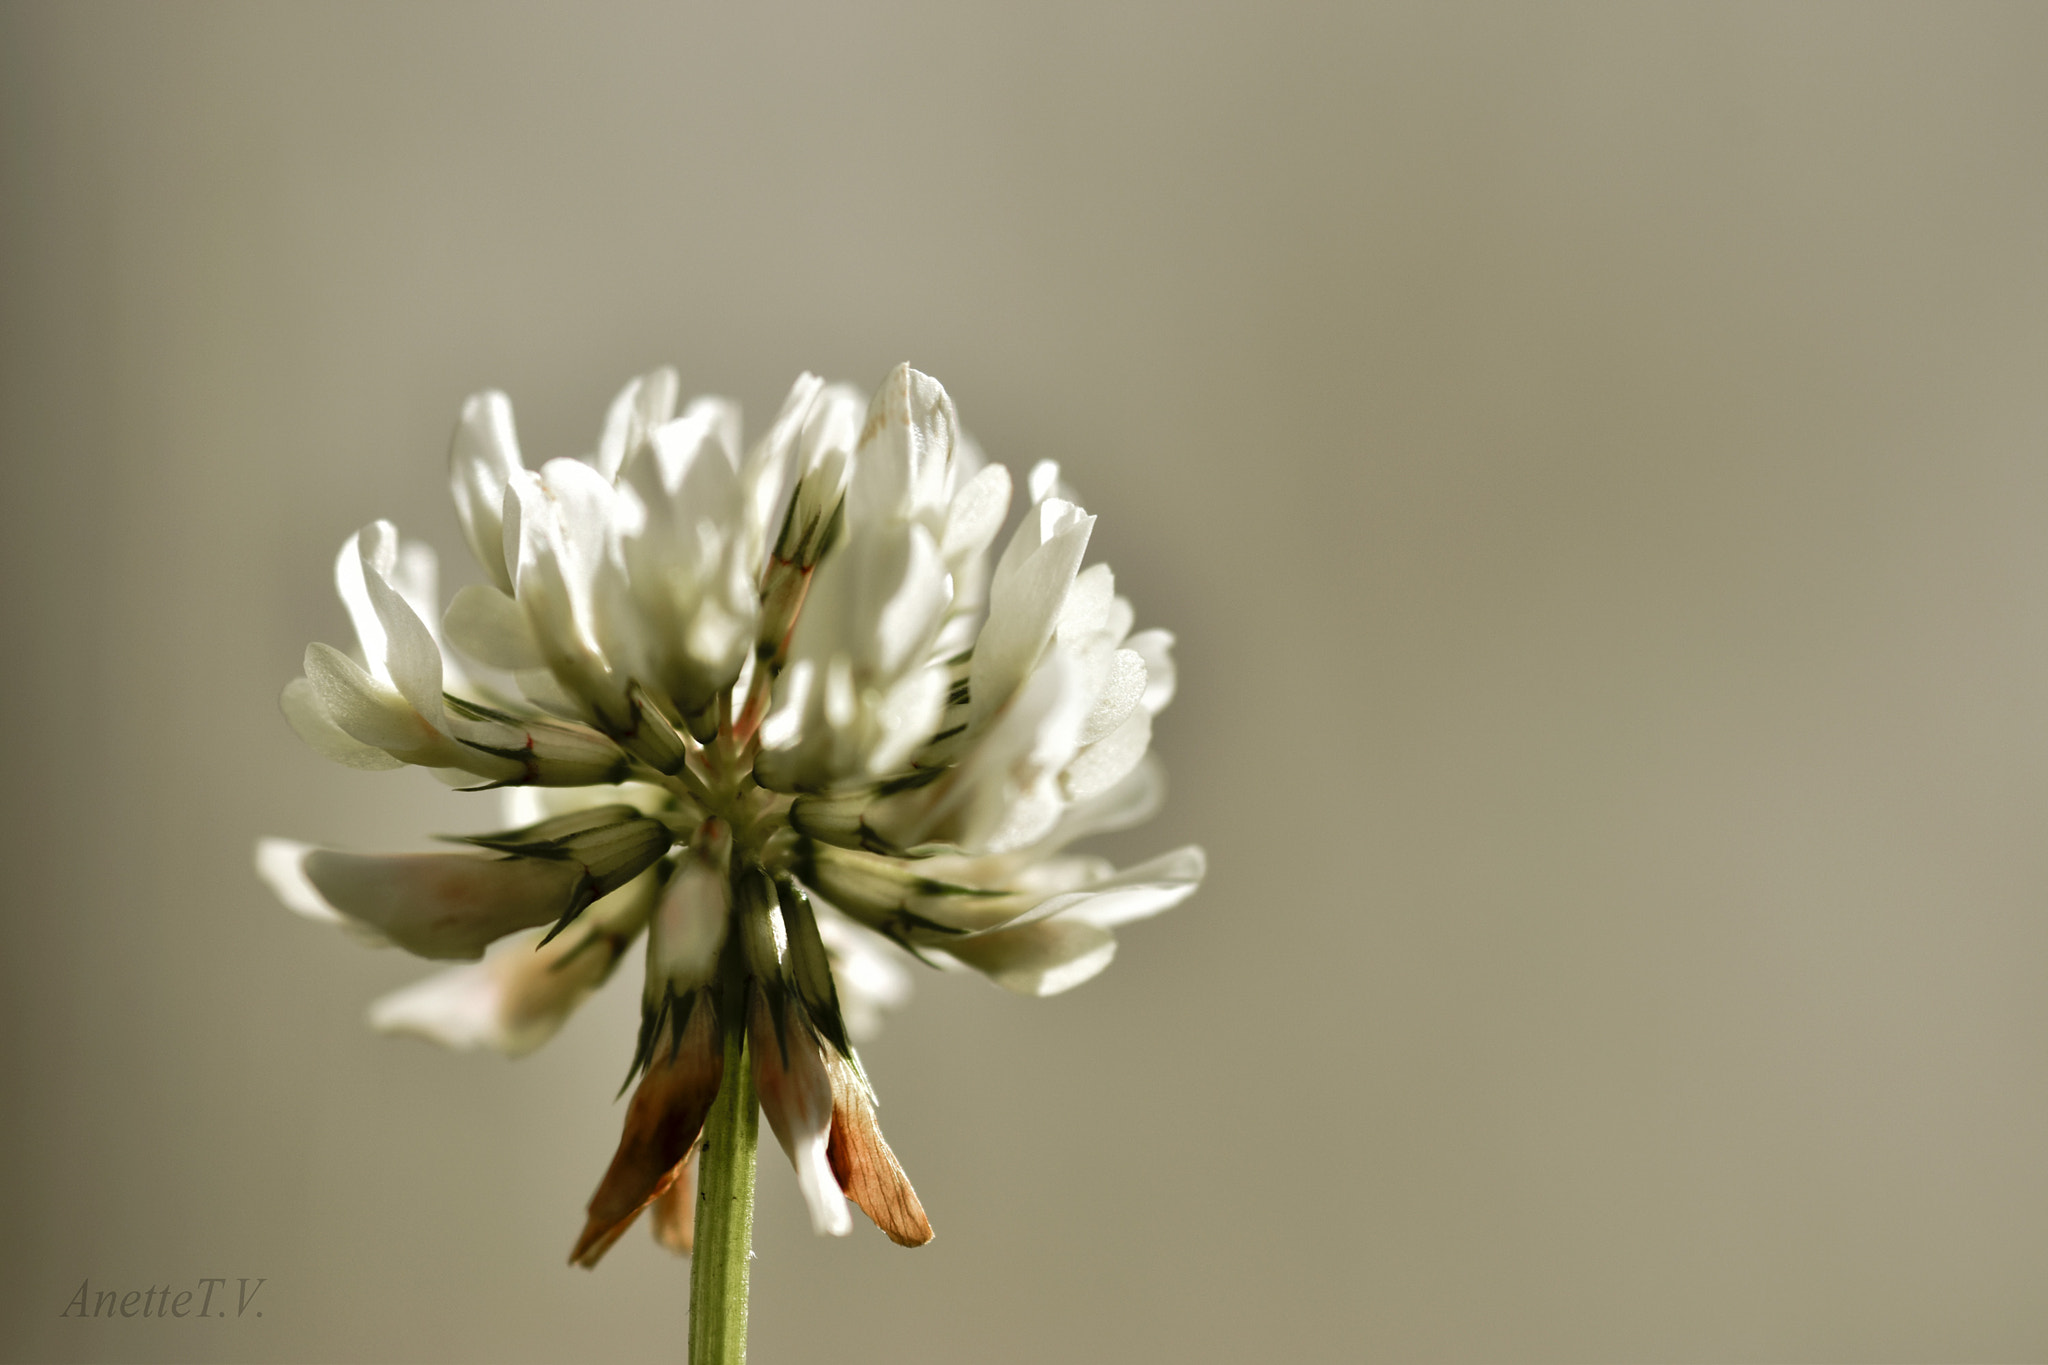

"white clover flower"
[256, 364, 1203, 1266]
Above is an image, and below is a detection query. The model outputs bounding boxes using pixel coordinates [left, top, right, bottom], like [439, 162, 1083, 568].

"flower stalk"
[690, 1001, 758, 1365]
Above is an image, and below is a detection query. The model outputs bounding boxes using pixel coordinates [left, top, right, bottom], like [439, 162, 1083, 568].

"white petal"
[1062, 705, 1151, 802]
[971, 501, 1094, 729]
[759, 658, 812, 750]
[367, 871, 646, 1057]
[500, 474, 531, 599]
[864, 526, 949, 678]
[1057, 563, 1115, 644]
[1027, 460, 1062, 504]
[646, 399, 742, 492]
[774, 445, 852, 567]
[507, 464, 632, 726]
[390, 540, 440, 633]
[302, 642, 445, 758]
[1102, 595, 1136, 647]
[1041, 755, 1166, 849]
[965, 788, 1065, 859]
[946, 919, 1117, 996]
[793, 1129, 852, 1237]
[533, 459, 623, 597]
[357, 522, 447, 727]
[871, 649, 1090, 853]
[866, 663, 947, 778]
[815, 909, 914, 1042]
[593, 367, 680, 482]
[801, 385, 865, 471]
[256, 837, 342, 924]
[761, 521, 955, 789]
[1037, 845, 1206, 929]
[443, 584, 545, 671]
[616, 404, 756, 705]
[743, 376, 862, 573]
[368, 959, 507, 1050]
[751, 998, 852, 1237]
[1125, 628, 1177, 714]
[279, 676, 404, 771]
[514, 666, 584, 720]
[332, 532, 385, 676]
[498, 780, 675, 829]
[450, 391, 523, 593]
[847, 364, 958, 531]
[740, 372, 824, 548]
[938, 463, 1012, 567]
[689, 395, 741, 469]
[1078, 648, 1147, 746]
[255, 838, 397, 949]
[647, 852, 730, 992]
[986, 495, 1086, 606]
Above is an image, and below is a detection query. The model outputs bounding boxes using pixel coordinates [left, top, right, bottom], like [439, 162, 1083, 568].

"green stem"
[691, 1018, 759, 1364]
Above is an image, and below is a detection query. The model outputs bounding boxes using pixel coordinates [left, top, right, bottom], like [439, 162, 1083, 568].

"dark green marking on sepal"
[775, 877, 854, 1060]
[877, 764, 949, 796]
[441, 803, 645, 855]
[620, 984, 706, 1097]
[441, 806, 673, 951]
[535, 872, 600, 949]
[788, 841, 983, 957]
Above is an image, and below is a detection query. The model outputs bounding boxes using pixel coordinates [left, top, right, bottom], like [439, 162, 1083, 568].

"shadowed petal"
[944, 919, 1118, 997]
[443, 583, 544, 671]
[750, 993, 851, 1237]
[265, 843, 587, 960]
[366, 869, 658, 1055]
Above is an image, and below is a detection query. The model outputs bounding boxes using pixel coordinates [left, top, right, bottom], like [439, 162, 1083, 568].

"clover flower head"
[257, 363, 1203, 1261]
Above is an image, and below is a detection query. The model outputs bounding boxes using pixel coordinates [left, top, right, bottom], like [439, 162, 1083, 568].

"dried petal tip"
[825, 1050, 933, 1247]
[571, 993, 723, 1268]
[649, 1149, 699, 1256]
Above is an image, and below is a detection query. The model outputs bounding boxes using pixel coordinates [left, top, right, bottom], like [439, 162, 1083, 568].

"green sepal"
[445, 805, 673, 945]
[776, 877, 853, 1060]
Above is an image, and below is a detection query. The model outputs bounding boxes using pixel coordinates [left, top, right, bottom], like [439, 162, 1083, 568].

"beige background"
[7, 3, 2048, 1361]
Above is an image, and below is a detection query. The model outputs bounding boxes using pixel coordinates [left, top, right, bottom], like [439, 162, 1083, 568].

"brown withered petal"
[824, 1052, 933, 1247]
[649, 1148, 699, 1256]
[570, 996, 723, 1268]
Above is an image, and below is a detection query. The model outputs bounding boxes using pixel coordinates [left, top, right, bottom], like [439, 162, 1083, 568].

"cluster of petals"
[257, 363, 1204, 1259]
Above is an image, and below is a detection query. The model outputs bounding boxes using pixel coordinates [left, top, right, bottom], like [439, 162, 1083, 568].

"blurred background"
[6, 2, 2048, 1360]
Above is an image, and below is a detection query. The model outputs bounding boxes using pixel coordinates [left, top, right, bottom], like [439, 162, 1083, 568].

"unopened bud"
[453, 804, 673, 939]
[615, 682, 689, 775]
[446, 695, 633, 786]
[797, 843, 1006, 941]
